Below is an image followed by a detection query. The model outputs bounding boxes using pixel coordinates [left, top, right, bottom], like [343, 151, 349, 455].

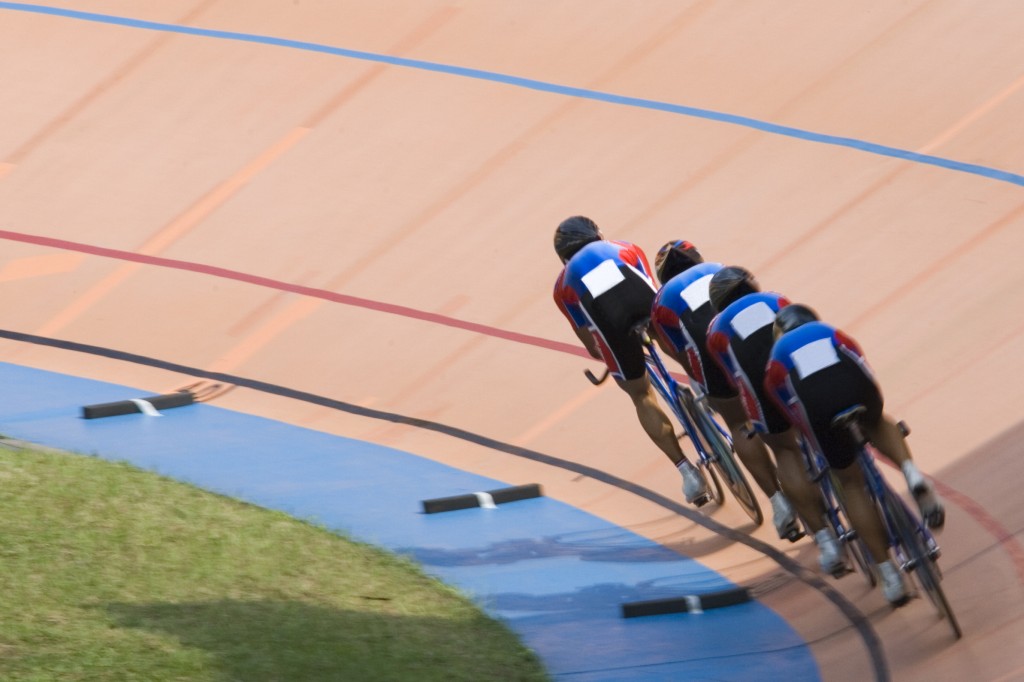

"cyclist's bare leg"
[863, 414, 911, 467]
[763, 429, 845, 572]
[618, 375, 708, 505]
[709, 395, 780, 497]
[617, 375, 687, 466]
[761, 429, 826, 533]
[864, 414, 945, 528]
[832, 463, 889, 562]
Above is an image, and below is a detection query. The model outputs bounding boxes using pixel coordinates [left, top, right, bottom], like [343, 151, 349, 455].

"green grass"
[0, 442, 549, 681]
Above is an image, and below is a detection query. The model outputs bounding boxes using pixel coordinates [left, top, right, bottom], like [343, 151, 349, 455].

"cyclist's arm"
[764, 360, 795, 417]
[764, 360, 811, 439]
[554, 277, 601, 360]
[575, 326, 602, 360]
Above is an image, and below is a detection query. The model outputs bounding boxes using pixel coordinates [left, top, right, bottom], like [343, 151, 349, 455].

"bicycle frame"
[642, 338, 709, 457]
[856, 446, 940, 570]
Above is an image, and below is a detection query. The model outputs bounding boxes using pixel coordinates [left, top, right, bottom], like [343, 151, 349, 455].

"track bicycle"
[827, 405, 961, 639]
[585, 320, 763, 525]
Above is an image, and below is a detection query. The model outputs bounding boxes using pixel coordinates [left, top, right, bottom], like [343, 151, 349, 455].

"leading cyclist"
[705, 266, 844, 574]
[764, 303, 946, 605]
[552, 216, 709, 506]
[650, 240, 798, 537]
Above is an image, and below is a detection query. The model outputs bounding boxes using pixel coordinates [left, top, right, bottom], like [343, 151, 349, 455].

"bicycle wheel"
[699, 457, 725, 506]
[689, 393, 763, 525]
[663, 383, 723, 507]
[883, 488, 962, 639]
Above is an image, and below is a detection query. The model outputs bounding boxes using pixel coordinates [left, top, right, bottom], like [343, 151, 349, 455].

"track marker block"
[621, 587, 751, 618]
[82, 390, 195, 419]
[422, 483, 542, 514]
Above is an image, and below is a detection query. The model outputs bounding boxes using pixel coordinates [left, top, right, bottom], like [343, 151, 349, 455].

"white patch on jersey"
[730, 301, 776, 339]
[791, 338, 841, 379]
[581, 259, 625, 298]
[679, 274, 714, 311]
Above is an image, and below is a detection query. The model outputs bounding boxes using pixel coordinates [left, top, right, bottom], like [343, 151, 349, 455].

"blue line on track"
[3, 1, 1024, 188]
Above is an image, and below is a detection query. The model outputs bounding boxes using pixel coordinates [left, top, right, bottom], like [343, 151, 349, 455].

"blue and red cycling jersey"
[651, 262, 729, 396]
[706, 292, 790, 433]
[765, 322, 870, 402]
[553, 240, 655, 328]
[553, 240, 657, 380]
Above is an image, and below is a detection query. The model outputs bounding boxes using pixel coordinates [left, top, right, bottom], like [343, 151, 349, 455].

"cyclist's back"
[558, 241, 656, 329]
[555, 239, 659, 381]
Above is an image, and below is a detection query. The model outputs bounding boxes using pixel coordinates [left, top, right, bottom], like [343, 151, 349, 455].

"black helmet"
[655, 239, 704, 283]
[708, 265, 759, 311]
[774, 303, 819, 336]
[554, 216, 602, 263]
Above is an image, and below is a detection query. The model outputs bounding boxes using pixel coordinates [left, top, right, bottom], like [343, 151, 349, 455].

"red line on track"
[4, 227, 1022, 585]
[0, 229, 588, 359]
[931, 479, 1024, 586]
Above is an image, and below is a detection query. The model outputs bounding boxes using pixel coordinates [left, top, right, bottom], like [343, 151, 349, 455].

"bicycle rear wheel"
[884, 488, 962, 639]
[687, 390, 763, 525]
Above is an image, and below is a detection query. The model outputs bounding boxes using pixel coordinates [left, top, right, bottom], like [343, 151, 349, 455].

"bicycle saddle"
[831, 404, 867, 430]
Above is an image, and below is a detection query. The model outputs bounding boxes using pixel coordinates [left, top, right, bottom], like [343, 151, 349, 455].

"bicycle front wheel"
[690, 393, 763, 526]
[884, 488, 962, 639]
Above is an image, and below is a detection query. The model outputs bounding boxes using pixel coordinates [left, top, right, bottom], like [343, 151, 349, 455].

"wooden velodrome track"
[2, 1, 1023, 679]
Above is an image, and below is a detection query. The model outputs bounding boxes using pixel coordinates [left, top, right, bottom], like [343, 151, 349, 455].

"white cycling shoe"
[902, 461, 945, 529]
[679, 461, 710, 507]
[771, 492, 802, 542]
[877, 560, 910, 607]
[814, 529, 847, 577]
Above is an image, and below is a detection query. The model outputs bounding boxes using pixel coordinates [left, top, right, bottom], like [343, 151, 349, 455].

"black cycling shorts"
[580, 265, 656, 381]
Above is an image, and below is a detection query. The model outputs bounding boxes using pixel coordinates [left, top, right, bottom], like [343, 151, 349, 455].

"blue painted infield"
[0, 362, 819, 680]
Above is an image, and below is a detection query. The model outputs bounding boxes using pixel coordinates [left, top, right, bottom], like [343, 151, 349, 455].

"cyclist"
[552, 216, 709, 506]
[764, 303, 946, 605]
[650, 240, 798, 537]
[705, 266, 844, 575]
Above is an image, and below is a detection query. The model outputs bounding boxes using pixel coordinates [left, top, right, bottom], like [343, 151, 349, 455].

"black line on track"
[0, 328, 889, 681]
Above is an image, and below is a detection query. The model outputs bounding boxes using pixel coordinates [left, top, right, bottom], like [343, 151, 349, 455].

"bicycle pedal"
[889, 593, 911, 608]
[830, 563, 852, 579]
[784, 528, 805, 543]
